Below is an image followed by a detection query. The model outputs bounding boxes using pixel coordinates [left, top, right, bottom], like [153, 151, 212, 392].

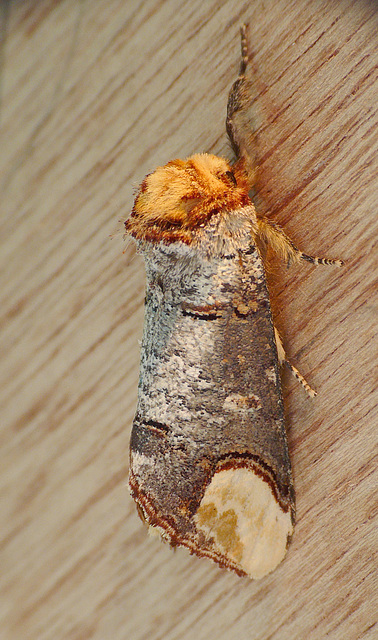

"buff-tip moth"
[124, 26, 342, 579]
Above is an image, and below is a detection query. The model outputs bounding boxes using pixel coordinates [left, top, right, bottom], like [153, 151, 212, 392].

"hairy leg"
[274, 328, 317, 398]
[258, 218, 343, 267]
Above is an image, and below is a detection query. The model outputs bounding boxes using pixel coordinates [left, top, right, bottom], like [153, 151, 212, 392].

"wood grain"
[0, 1, 376, 639]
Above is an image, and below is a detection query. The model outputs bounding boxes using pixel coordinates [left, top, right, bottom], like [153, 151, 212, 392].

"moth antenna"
[239, 23, 249, 75]
[226, 24, 256, 188]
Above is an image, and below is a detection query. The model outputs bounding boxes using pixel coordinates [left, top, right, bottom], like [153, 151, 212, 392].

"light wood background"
[1, 1, 377, 639]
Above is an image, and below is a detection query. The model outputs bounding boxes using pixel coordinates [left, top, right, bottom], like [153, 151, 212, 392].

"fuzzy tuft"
[125, 154, 251, 244]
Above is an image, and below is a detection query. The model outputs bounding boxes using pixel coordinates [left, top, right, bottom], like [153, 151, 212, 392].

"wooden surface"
[0, 1, 377, 639]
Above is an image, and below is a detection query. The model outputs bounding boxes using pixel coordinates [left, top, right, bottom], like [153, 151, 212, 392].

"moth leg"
[274, 328, 317, 398]
[258, 218, 343, 267]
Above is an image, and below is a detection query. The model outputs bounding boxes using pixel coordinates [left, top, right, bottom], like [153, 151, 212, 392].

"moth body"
[127, 179, 295, 578]
[125, 27, 342, 579]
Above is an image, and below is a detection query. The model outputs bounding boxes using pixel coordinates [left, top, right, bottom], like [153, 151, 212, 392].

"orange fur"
[125, 153, 251, 243]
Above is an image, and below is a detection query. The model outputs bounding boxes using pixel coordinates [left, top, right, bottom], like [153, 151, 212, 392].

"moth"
[125, 26, 342, 579]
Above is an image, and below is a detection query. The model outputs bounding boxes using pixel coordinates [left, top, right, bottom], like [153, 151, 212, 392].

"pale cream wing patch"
[194, 468, 293, 579]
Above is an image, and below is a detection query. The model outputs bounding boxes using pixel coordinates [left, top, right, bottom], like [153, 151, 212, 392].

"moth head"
[125, 153, 251, 243]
